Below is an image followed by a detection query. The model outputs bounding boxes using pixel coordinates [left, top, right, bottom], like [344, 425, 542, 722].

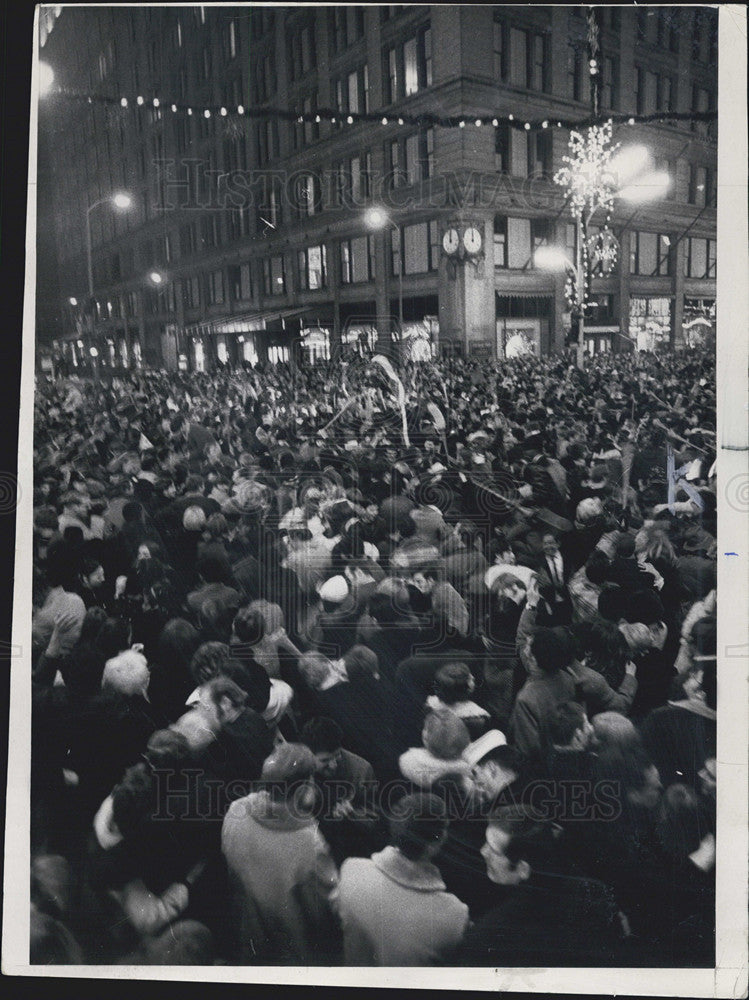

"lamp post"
[84, 192, 132, 361]
[85, 191, 132, 298]
[365, 206, 403, 345]
[550, 124, 670, 369]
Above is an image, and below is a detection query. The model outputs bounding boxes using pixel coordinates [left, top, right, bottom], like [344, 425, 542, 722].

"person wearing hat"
[336, 792, 469, 965]
[309, 575, 361, 660]
[221, 742, 340, 964]
[437, 734, 523, 918]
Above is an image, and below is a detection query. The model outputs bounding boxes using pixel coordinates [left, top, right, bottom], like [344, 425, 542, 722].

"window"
[183, 275, 200, 309]
[527, 130, 552, 178]
[175, 117, 191, 154]
[684, 237, 716, 279]
[630, 231, 671, 276]
[692, 11, 711, 63]
[303, 93, 320, 144]
[255, 51, 276, 102]
[334, 152, 372, 207]
[494, 216, 507, 267]
[657, 75, 674, 113]
[389, 128, 434, 187]
[340, 235, 375, 283]
[229, 262, 253, 301]
[570, 47, 591, 104]
[636, 8, 648, 43]
[393, 221, 440, 275]
[334, 65, 369, 116]
[601, 56, 619, 111]
[298, 245, 327, 290]
[201, 214, 220, 249]
[294, 173, 322, 217]
[301, 25, 315, 72]
[201, 46, 212, 81]
[383, 24, 432, 103]
[507, 27, 548, 92]
[528, 33, 547, 91]
[328, 8, 347, 56]
[227, 205, 252, 241]
[530, 219, 551, 260]
[691, 85, 710, 136]
[507, 217, 531, 269]
[495, 121, 510, 172]
[493, 18, 506, 80]
[257, 120, 280, 164]
[263, 256, 286, 295]
[224, 19, 237, 61]
[688, 164, 708, 207]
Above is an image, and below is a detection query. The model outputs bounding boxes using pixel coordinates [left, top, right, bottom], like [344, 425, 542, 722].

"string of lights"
[49, 86, 717, 134]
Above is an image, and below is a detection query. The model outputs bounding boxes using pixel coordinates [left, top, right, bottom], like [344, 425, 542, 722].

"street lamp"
[365, 206, 403, 342]
[149, 270, 164, 285]
[552, 123, 670, 369]
[85, 191, 132, 297]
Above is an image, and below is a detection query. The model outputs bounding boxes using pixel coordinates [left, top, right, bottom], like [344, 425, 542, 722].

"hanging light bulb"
[238, 105, 245, 114]
[120, 97, 128, 108]
[136, 95, 144, 106]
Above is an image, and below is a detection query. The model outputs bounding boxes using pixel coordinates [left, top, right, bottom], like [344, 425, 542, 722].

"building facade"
[39, 4, 717, 370]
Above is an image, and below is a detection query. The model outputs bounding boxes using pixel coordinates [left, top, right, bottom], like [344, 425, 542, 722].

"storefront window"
[301, 327, 331, 362]
[629, 297, 673, 351]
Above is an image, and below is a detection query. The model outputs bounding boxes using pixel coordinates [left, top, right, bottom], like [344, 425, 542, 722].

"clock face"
[442, 228, 460, 255]
[463, 226, 482, 254]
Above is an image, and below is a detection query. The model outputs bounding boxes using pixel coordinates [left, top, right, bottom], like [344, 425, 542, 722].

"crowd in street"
[29, 345, 717, 967]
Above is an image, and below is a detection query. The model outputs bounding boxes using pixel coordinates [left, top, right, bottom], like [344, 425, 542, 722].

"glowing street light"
[149, 271, 164, 285]
[533, 246, 574, 273]
[608, 144, 650, 187]
[68, 296, 78, 307]
[112, 191, 133, 210]
[617, 170, 671, 202]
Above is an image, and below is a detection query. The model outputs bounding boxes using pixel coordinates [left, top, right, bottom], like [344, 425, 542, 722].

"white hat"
[463, 729, 507, 768]
[318, 575, 349, 604]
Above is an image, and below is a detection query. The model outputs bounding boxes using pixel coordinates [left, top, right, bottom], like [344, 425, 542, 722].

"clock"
[442, 228, 460, 255]
[463, 226, 483, 255]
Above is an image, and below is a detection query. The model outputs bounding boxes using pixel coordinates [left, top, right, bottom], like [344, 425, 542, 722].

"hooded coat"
[221, 790, 340, 964]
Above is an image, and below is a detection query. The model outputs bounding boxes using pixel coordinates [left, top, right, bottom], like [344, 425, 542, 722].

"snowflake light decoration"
[554, 120, 620, 220]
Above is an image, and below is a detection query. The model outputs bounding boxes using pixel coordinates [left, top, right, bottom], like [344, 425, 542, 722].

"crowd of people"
[29, 345, 717, 967]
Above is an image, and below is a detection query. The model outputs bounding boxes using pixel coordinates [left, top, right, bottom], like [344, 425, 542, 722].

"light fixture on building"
[149, 271, 164, 285]
[89, 347, 99, 358]
[68, 296, 78, 306]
